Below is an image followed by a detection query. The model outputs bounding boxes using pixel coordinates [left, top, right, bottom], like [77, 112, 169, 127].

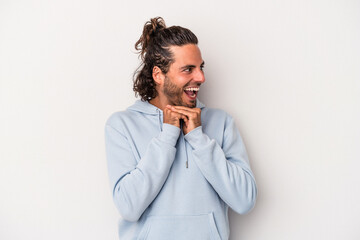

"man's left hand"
[166, 105, 201, 135]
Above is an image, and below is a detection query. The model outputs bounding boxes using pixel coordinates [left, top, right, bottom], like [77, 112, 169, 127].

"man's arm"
[105, 121, 180, 222]
[169, 106, 257, 214]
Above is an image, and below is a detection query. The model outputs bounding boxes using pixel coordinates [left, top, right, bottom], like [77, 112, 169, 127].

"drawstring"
[157, 109, 162, 131]
[184, 137, 189, 168]
[180, 120, 189, 169]
[159, 110, 188, 169]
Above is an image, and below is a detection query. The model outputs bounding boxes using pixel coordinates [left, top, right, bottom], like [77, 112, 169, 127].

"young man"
[105, 17, 257, 240]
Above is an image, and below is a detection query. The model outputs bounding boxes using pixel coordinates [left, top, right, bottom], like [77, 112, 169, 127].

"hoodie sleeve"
[184, 115, 257, 214]
[105, 122, 180, 222]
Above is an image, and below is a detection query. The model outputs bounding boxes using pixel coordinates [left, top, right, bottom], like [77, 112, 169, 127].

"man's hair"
[133, 17, 198, 101]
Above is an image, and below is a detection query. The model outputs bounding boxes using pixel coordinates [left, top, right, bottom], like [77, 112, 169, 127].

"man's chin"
[185, 100, 196, 108]
[172, 98, 196, 108]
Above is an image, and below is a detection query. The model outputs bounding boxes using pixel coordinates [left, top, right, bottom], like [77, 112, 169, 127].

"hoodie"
[105, 99, 257, 240]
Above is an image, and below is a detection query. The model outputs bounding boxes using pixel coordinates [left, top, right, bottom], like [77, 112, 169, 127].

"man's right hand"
[163, 105, 185, 128]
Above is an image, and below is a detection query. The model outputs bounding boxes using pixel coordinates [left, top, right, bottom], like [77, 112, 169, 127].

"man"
[105, 17, 257, 240]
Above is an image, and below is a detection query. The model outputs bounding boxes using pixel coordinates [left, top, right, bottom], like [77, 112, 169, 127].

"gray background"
[1, 0, 359, 239]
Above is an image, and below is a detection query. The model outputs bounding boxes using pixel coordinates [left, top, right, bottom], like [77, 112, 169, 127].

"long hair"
[133, 17, 198, 101]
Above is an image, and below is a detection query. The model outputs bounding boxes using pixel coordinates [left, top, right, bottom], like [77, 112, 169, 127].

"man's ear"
[152, 66, 165, 85]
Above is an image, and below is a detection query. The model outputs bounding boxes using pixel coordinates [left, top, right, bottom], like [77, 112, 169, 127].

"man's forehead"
[170, 44, 204, 65]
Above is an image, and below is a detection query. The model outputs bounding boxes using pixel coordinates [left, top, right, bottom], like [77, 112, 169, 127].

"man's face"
[161, 44, 205, 108]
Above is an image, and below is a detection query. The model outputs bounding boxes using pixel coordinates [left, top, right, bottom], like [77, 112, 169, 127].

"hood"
[127, 99, 205, 115]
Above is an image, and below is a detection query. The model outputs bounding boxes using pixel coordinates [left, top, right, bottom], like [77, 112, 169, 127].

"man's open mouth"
[184, 87, 199, 98]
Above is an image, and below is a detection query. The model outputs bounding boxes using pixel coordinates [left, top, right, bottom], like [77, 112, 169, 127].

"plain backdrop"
[1, 0, 359, 239]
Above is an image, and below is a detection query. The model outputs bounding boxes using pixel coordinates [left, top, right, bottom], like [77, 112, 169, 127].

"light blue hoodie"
[105, 99, 257, 240]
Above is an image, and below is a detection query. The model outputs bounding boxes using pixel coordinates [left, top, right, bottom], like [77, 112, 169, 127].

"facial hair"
[163, 75, 196, 108]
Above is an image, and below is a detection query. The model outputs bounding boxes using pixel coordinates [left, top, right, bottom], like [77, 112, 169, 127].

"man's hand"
[166, 105, 202, 135]
[163, 105, 186, 128]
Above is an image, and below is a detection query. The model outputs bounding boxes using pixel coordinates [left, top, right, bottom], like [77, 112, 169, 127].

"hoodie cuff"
[184, 126, 211, 149]
[158, 123, 181, 147]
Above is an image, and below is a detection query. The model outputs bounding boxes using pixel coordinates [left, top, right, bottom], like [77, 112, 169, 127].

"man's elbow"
[233, 187, 257, 215]
[117, 204, 143, 222]
[235, 197, 257, 215]
[114, 192, 143, 222]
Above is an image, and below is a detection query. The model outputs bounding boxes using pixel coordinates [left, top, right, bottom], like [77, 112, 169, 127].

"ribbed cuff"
[158, 123, 181, 147]
[184, 126, 211, 149]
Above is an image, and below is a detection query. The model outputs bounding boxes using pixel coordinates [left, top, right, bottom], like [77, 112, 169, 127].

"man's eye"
[184, 68, 192, 72]
[200, 66, 205, 71]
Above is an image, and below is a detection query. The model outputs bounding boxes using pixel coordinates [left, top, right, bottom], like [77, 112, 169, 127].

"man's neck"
[149, 97, 167, 111]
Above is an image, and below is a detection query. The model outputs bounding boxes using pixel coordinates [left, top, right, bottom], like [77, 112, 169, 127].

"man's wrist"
[158, 123, 181, 146]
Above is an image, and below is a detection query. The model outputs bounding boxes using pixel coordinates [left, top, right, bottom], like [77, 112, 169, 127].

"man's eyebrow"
[179, 65, 196, 70]
[179, 61, 205, 70]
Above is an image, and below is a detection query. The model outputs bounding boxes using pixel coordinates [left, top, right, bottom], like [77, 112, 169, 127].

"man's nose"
[194, 69, 205, 83]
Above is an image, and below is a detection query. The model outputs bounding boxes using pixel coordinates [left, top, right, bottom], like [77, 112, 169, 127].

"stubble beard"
[163, 76, 196, 108]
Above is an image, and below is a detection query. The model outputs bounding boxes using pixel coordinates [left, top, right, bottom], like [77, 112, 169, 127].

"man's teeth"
[184, 87, 199, 91]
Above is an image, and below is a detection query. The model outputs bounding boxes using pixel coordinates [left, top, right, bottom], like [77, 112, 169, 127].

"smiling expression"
[155, 44, 205, 108]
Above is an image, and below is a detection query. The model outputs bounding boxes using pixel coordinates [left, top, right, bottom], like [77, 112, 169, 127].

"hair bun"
[135, 17, 166, 60]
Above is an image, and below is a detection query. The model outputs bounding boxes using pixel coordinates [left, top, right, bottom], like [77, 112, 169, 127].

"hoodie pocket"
[137, 213, 221, 240]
